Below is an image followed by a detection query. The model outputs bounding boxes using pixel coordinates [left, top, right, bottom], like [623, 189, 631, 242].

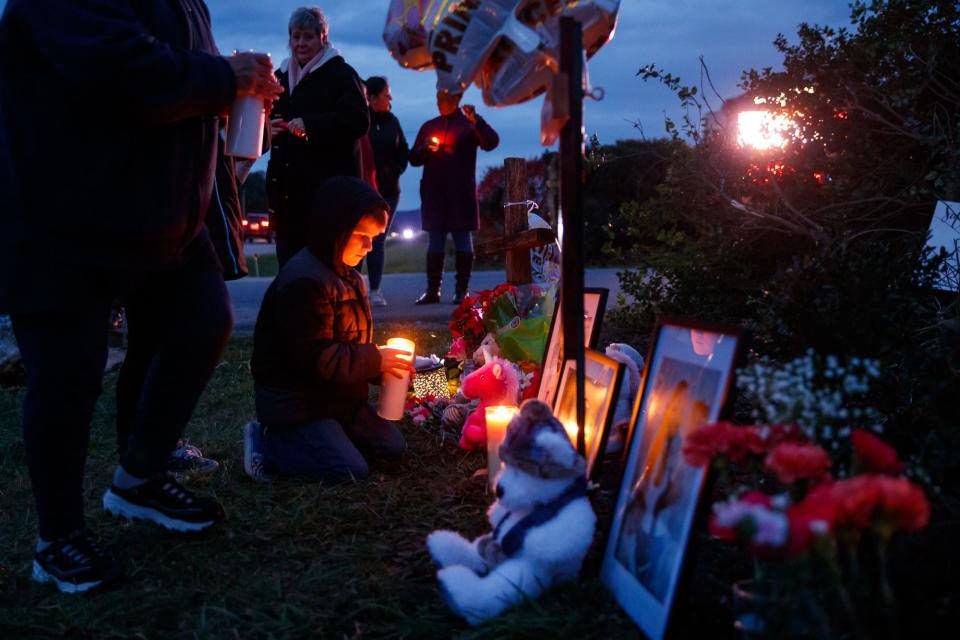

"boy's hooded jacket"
[252, 177, 389, 424]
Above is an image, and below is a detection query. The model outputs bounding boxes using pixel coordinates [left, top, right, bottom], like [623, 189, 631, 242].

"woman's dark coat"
[0, 0, 236, 313]
[267, 55, 369, 263]
[409, 110, 499, 232]
[369, 110, 409, 200]
[252, 177, 387, 425]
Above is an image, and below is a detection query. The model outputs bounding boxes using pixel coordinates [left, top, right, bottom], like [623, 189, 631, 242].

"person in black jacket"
[363, 76, 409, 308]
[410, 91, 500, 305]
[267, 7, 370, 267]
[0, 0, 282, 593]
[245, 177, 411, 483]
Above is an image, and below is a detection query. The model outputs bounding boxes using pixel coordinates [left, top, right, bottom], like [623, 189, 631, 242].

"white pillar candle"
[225, 95, 266, 159]
[486, 405, 519, 492]
[377, 338, 415, 421]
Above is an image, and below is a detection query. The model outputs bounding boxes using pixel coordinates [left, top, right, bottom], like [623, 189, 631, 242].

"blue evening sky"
[2, 1, 852, 210]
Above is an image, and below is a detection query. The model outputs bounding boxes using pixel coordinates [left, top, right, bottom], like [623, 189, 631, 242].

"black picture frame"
[551, 349, 624, 480]
[600, 316, 742, 640]
[537, 287, 609, 408]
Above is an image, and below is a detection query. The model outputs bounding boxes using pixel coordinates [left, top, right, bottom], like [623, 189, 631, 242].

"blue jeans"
[427, 230, 473, 255]
[366, 194, 399, 291]
[257, 404, 405, 483]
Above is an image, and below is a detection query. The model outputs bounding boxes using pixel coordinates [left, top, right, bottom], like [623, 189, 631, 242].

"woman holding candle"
[409, 90, 499, 305]
[245, 177, 413, 482]
[267, 7, 370, 267]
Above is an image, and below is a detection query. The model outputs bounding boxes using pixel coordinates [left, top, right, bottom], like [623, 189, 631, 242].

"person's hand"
[287, 117, 307, 139]
[426, 135, 441, 152]
[270, 118, 289, 138]
[379, 346, 414, 380]
[227, 52, 284, 101]
[461, 104, 477, 124]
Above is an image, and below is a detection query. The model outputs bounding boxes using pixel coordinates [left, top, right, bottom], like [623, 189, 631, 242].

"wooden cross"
[475, 157, 556, 285]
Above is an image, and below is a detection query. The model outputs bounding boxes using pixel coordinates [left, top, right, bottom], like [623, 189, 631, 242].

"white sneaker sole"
[102, 489, 215, 532]
[32, 560, 101, 593]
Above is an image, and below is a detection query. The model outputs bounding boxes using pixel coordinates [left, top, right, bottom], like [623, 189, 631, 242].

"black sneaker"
[167, 440, 220, 477]
[102, 473, 226, 532]
[32, 529, 123, 593]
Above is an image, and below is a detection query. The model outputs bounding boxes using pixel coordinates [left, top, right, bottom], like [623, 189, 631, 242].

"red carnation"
[765, 442, 832, 485]
[683, 422, 766, 467]
[785, 483, 838, 556]
[830, 475, 929, 538]
[851, 429, 905, 474]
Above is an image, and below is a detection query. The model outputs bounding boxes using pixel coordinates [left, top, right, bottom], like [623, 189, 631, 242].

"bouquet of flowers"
[404, 395, 449, 429]
[684, 421, 929, 638]
[448, 283, 553, 364]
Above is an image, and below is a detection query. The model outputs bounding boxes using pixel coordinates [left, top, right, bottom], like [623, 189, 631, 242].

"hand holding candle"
[377, 338, 415, 421]
[427, 135, 441, 152]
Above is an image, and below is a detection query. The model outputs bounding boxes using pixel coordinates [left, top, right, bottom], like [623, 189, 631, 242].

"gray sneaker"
[167, 440, 219, 476]
[369, 288, 388, 307]
[242, 421, 270, 482]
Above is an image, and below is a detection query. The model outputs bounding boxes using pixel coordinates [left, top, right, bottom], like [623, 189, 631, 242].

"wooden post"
[474, 158, 555, 278]
[504, 158, 532, 284]
[559, 16, 587, 456]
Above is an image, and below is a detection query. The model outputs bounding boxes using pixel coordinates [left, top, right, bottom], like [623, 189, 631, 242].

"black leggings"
[12, 250, 232, 539]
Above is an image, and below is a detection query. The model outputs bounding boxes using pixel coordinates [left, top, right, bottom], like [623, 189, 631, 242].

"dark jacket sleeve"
[275, 278, 382, 384]
[474, 115, 500, 151]
[301, 62, 369, 145]
[408, 123, 430, 167]
[12, 0, 236, 125]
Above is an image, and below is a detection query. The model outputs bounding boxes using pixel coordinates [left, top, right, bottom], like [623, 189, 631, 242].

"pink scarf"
[286, 45, 338, 95]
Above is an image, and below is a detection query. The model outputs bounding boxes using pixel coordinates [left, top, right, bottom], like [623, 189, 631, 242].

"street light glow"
[737, 110, 798, 151]
[402, 228, 415, 240]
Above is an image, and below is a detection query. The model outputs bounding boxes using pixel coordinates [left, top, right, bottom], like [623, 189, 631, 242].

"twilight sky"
[2, 1, 853, 211]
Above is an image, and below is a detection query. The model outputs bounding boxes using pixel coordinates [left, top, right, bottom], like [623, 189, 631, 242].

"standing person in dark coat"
[363, 76, 409, 308]
[267, 7, 370, 267]
[409, 91, 499, 305]
[0, 0, 282, 593]
[115, 137, 255, 478]
[245, 177, 411, 483]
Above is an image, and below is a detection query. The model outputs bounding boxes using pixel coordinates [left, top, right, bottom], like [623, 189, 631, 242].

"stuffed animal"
[604, 343, 645, 453]
[427, 400, 596, 625]
[458, 356, 520, 451]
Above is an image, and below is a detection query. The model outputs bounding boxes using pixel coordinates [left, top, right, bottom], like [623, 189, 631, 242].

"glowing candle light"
[486, 405, 519, 492]
[377, 338, 415, 421]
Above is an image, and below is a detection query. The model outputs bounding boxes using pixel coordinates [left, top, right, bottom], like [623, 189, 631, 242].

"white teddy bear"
[427, 400, 597, 625]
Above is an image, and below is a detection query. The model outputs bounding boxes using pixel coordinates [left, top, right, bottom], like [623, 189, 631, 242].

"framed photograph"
[551, 349, 624, 479]
[537, 287, 609, 407]
[600, 317, 741, 640]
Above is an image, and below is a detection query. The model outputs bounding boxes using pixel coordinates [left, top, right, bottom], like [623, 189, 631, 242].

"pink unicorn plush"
[459, 357, 520, 451]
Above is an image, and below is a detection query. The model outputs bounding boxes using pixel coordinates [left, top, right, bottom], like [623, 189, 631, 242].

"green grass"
[0, 324, 637, 639]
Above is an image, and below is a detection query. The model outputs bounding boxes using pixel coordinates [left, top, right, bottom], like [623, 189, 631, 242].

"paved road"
[226, 268, 624, 335]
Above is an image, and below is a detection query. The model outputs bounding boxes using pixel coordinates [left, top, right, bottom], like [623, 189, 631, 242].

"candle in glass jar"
[486, 405, 518, 491]
[376, 338, 415, 421]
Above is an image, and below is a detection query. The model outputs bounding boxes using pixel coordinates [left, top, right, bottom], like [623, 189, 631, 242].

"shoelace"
[161, 480, 195, 505]
[59, 543, 92, 568]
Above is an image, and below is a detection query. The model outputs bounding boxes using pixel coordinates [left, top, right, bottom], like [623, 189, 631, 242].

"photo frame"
[600, 317, 741, 640]
[551, 349, 624, 479]
[537, 287, 609, 408]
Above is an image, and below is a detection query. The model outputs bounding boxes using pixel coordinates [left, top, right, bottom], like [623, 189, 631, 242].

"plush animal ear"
[492, 363, 502, 379]
[535, 430, 578, 468]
